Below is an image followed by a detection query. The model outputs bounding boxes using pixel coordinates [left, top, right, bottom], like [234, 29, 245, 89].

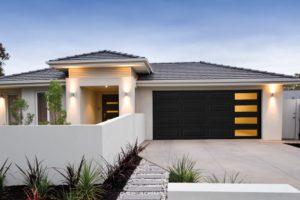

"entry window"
[37, 92, 49, 124]
[7, 94, 19, 125]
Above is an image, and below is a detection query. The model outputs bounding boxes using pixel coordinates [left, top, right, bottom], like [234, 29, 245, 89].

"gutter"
[0, 80, 66, 88]
[136, 78, 300, 87]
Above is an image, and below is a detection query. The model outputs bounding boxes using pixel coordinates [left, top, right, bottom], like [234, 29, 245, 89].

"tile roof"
[0, 68, 67, 83]
[49, 50, 144, 62]
[138, 61, 297, 80]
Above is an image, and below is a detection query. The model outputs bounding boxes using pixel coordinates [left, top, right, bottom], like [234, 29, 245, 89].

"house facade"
[0, 50, 299, 140]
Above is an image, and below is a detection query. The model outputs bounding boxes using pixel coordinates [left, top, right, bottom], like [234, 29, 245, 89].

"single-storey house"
[0, 50, 300, 140]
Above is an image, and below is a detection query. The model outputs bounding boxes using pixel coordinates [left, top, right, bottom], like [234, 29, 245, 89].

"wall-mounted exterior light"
[271, 93, 275, 97]
[70, 92, 76, 97]
[124, 92, 129, 96]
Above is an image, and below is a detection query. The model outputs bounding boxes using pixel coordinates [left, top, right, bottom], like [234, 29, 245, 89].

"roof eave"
[47, 58, 153, 74]
[0, 79, 66, 88]
[136, 78, 300, 87]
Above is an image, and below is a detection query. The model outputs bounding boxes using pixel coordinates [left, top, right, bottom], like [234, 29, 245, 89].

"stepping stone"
[129, 179, 165, 185]
[122, 194, 162, 200]
[138, 170, 166, 174]
[133, 174, 166, 179]
[125, 186, 164, 192]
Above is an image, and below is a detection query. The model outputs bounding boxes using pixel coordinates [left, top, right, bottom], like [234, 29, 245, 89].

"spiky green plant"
[16, 156, 51, 200]
[205, 172, 245, 183]
[55, 156, 85, 189]
[77, 161, 103, 200]
[169, 155, 201, 183]
[0, 159, 12, 199]
[60, 189, 80, 200]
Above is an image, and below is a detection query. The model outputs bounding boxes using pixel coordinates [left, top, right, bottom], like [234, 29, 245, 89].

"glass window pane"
[235, 117, 257, 124]
[8, 95, 18, 125]
[37, 93, 48, 124]
[235, 105, 257, 112]
[235, 93, 257, 100]
[235, 129, 257, 136]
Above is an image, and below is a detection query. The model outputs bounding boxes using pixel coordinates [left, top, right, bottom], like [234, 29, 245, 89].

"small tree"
[46, 81, 67, 125]
[0, 43, 9, 76]
[10, 98, 34, 125]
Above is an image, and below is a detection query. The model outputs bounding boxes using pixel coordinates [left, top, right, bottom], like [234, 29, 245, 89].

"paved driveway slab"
[140, 140, 300, 189]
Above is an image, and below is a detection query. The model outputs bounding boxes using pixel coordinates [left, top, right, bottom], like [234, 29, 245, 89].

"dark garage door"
[153, 90, 261, 139]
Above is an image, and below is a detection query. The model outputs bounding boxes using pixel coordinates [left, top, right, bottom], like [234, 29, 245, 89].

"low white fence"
[168, 183, 300, 200]
[0, 113, 145, 185]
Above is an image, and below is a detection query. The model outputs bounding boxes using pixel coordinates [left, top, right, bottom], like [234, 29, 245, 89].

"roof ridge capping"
[150, 61, 297, 79]
[48, 50, 145, 62]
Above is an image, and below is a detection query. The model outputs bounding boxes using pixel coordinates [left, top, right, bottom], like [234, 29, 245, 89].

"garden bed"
[1, 141, 145, 200]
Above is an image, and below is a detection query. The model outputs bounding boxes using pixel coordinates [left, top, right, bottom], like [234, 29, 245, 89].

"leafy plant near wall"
[55, 156, 85, 189]
[168, 155, 201, 183]
[10, 97, 34, 125]
[0, 159, 12, 200]
[16, 157, 51, 200]
[77, 161, 103, 200]
[46, 81, 67, 125]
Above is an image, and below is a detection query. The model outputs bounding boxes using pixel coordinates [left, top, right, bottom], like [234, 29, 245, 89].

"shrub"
[77, 161, 103, 200]
[16, 156, 51, 200]
[0, 159, 12, 199]
[55, 156, 85, 189]
[205, 172, 245, 183]
[46, 81, 67, 125]
[168, 155, 201, 183]
[10, 97, 34, 125]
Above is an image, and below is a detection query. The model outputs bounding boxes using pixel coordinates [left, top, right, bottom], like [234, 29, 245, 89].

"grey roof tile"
[138, 61, 297, 80]
[49, 50, 144, 62]
[0, 68, 67, 83]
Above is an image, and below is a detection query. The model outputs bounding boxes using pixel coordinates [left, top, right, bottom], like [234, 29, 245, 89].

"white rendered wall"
[136, 85, 283, 140]
[0, 113, 145, 186]
[168, 183, 300, 200]
[262, 84, 283, 140]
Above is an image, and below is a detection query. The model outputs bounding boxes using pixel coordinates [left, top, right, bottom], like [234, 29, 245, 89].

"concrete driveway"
[140, 140, 300, 189]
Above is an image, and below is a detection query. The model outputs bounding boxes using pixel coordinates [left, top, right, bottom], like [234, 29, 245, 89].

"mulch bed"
[2, 156, 142, 200]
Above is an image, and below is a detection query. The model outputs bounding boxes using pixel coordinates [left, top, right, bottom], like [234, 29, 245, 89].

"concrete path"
[140, 140, 300, 190]
[117, 159, 169, 200]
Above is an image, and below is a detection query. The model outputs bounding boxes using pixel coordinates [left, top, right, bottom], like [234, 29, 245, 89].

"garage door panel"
[156, 129, 181, 139]
[153, 90, 261, 140]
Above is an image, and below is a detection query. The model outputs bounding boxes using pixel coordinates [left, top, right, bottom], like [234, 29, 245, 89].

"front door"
[102, 94, 119, 121]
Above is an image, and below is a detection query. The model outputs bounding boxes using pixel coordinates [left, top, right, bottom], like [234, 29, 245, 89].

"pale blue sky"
[0, 0, 299, 75]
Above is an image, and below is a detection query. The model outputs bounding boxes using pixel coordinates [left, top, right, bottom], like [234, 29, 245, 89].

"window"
[235, 117, 257, 124]
[235, 105, 257, 112]
[7, 94, 18, 125]
[37, 92, 48, 124]
[235, 129, 257, 137]
[234, 93, 257, 100]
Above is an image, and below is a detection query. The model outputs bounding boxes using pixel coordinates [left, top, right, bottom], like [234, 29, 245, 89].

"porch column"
[66, 78, 81, 124]
[119, 76, 136, 115]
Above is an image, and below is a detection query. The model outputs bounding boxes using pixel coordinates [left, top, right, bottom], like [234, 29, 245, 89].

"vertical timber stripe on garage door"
[153, 90, 261, 140]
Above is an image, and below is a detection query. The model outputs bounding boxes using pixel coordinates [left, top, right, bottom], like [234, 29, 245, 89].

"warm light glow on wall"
[0, 95, 6, 125]
[268, 84, 279, 96]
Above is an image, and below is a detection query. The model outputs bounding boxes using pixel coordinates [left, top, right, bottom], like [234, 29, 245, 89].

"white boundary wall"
[168, 183, 300, 200]
[0, 113, 145, 185]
